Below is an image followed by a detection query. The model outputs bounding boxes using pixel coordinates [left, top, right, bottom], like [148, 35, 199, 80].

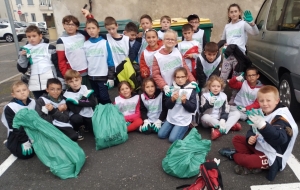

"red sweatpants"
[127, 118, 143, 132]
[232, 135, 269, 169]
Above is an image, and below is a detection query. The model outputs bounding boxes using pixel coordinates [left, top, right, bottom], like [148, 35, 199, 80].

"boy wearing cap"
[184, 14, 206, 52]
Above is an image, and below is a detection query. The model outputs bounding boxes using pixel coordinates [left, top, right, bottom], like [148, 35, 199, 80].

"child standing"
[157, 15, 171, 40]
[140, 78, 167, 134]
[137, 14, 153, 63]
[63, 70, 97, 140]
[139, 29, 163, 79]
[200, 75, 241, 140]
[17, 25, 57, 99]
[158, 68, 197, 143]
[56, 10, 93, 87]
[124, 22, 141, 63]
[1, 81, 35, 159]
[186, 14, 206, 50]
[152, 29, 198, 97]
[104, 16, 130, 70]
[219, 4, 259, 104]
[219, 86, 298, 181]
[115, 81, 143, 132]
[178, 24, 201, 78]
[84, 18, 115, 105]
[228, 67, 263, 121]
[196, 42, 222, 89]
[35, 78, 78, 141]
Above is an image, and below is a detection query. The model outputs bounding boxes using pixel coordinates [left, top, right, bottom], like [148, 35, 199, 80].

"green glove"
[66, 98, 79, 105]
[243, 10, 254, 23]
[222, 46, 228, 59]
[21, 141, 33, 156]
[83, 89, 94, 98]
[105, 80, 114, 90]
[237, 105, 246, 112]
[21, 46, 33, 65]
[141, 119, 151, 132]
[152, 119, 162, 133]
[191, 82, 201, 93]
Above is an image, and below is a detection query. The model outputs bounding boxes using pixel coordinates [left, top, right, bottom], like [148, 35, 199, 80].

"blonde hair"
[160, 15, 171, 22]
[257, 85, 279, 99]
[11, 81, 28, 93]
[205, 75, 226, 90]
[64, 69, 81, 81]
[163, 29, 178, 40]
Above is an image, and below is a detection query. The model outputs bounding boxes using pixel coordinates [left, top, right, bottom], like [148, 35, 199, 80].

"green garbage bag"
[92, 104, 128, 150]
[13, 109, 86, 179]
[162, 128, 211, 178]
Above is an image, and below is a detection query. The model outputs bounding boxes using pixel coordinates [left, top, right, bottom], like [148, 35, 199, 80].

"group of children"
[1, 3, 297, 182]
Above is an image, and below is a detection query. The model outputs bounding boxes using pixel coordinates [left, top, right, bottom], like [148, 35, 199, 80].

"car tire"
[5, 34, 14, 42]
[279, 73, 300, 120]
[18, 37, 23, 42]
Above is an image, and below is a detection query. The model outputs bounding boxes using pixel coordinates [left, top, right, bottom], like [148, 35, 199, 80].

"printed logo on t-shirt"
[111, 46, 125, 55]
[86, 48, 104, 57]
[240, 92, 256, 101]
[119, 103, 136, 113]
[193, 38, 202, 44]
[68, 40, 84, 51]
[148, 105, 160, 112]
[31, 48, 45, 57]
[180, 47, 189, 55]
[228, 28, 242, 38]
[214, 99, 224, 108]
[161, 58, 182, 72]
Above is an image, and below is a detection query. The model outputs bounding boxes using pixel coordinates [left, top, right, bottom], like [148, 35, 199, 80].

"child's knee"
[232, 135, 246, 145]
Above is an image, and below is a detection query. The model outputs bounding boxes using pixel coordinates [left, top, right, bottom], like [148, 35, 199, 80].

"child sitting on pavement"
[63, 69, 97, 140]
[219, 85, 298, 181]
[200, 75, 241, 140]
[1, 81, 36, 159]
[139, 77, 167, 134]
[35, 78, 78, 141]
[228, 66, 263, 121]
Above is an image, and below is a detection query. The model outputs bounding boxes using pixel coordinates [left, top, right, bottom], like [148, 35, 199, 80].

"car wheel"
[5, 34, 14, 42]
[279, 73, 300, 119]
[18, 38, 23, 42]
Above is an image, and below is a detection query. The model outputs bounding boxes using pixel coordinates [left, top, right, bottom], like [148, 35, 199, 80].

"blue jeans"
[158, 121, 189, 143]
[90, 80, 111, 105]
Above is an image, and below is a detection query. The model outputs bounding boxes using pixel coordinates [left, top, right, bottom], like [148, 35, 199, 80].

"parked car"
[0, 23, 25, 42]
[29, 22, 47, 34]
[247, 0, 300, 118]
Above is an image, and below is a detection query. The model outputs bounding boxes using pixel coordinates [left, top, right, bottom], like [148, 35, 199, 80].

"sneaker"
[231, 123, 242, 131]
[77, 131, 84, 141]
[211, 128, 222, 140]
[234, 165, 262, 175]
[218, 147, 236, 160]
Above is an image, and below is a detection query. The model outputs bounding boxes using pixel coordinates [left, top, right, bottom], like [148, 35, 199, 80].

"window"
[27, 0, 34, 5]
[0, 25, 8, 29]
[255, 0, 270, 29]
[40, 0, 52, 6]
[266, 0, 287, 31]
[281, 0, 300, 31]
[31, 13, 36, 22]
[16, 0, 22, 5]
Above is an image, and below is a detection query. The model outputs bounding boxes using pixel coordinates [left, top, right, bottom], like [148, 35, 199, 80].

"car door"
[247, 0, 287, 84]
[0, 25, 7, 38]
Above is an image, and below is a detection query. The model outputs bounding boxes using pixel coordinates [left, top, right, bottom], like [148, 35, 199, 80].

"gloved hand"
[246, 109, 266, 130]
[219, 119, 226, 134]
[209, 96, 217, 106]
[236, 72, 244, 82]
[140, 119, 151, 132]
[191, 81, 201, 93]
[21, 47, 33, 64]
[126, 121, 131, 126]
[163, 85, 172, 97]
[243, 10, 254, 24]
[222, 46, 228, 59]
[152, 119, 162, 132]
[237, 105, 246, 112]
[83, 89, 94, 98]
[66, 98, 79, 105]
[106, 79, 114, 90]
[41, 106, 48, 114]
[21, 141, 33, 156]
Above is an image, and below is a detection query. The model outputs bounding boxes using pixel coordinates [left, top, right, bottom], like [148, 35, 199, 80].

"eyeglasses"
[246, 74, 257, 77]
[165, 38, 176, 42]
[175, 76, 187, 79]
[64, 23, 76, 27]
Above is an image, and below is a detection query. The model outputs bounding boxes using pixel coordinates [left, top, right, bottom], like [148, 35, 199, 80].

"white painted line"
[251, 182, 300, 190]
[287, 154, 300, 180]
[0, 73, 21, 85]
[0, 154, 17, 176]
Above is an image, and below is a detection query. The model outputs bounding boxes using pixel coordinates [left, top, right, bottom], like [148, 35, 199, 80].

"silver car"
[247, 0, 300, 118]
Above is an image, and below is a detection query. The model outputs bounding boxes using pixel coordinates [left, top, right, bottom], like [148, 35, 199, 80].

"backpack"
[176, 161, 223, 190]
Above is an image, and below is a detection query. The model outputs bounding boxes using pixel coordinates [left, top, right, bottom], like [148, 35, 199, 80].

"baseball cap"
[187, 14, 199, 21]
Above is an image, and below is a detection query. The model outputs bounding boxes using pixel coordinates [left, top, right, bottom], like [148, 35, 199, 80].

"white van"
[28, 22, 47, 34]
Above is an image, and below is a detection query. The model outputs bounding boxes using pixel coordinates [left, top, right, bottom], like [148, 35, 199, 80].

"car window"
[266, 0, 287, 31]
[14, 23, 21, 28]
[281, 0, 300, 31]
[255, 0, 271, 29]
[0, 25, 8, 29]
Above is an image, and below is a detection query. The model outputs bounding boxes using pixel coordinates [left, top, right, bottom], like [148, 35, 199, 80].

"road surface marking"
[0, 73, 21, 85]
[0, 154, 17, 177]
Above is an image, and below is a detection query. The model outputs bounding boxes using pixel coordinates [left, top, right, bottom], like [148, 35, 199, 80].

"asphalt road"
[0, 41, 299, 189]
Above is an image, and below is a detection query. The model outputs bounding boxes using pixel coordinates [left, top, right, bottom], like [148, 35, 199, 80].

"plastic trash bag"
[162, 128, 211, 178]
[92, 104, 128, 150]
[13, 109, 86, 179]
